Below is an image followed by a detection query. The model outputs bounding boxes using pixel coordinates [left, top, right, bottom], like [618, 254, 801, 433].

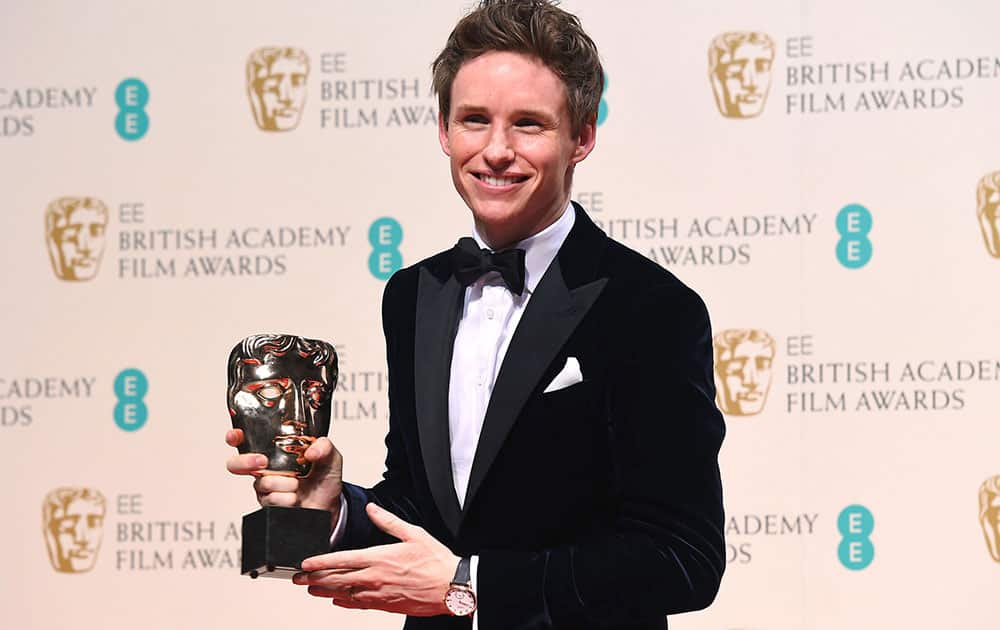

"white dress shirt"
[332, 203, 575, 624]
[448, 203, 575, 507]
[450, 203, 574, 627]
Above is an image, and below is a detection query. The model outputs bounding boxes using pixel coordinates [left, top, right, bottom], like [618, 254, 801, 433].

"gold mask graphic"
[709, 32, 775, 119]
[247, 47, 310, 131]
[713, 329, 776, 416]
[980, 475, 1000, 563]
[45, 197, 108, 281]
[42, 487, 106, 573]
[976, 171, 1000, 258]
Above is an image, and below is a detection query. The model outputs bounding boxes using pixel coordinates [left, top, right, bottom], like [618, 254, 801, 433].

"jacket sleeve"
[476, 282, 727, 628]
[337, 269, 427, 550]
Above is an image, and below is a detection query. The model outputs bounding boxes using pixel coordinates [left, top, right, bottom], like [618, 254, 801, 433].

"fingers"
[305, 436, 333, 462]
[225, 428, 244, 447]
[226, 452, 267, 476]
[366, 503, 418, 541]
[301, 549, 372, 572]
[253, 475, 302, 507]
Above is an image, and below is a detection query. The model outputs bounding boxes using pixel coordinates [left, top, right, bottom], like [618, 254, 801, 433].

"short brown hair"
[432, 0, 604, 135]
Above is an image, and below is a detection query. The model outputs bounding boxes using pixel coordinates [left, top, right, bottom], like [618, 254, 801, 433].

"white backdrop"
[2, 1, 999, 628]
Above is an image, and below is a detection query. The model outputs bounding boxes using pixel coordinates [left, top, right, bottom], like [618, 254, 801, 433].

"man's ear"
[438, 112, 451, 156]
[571, 117, 597, 164]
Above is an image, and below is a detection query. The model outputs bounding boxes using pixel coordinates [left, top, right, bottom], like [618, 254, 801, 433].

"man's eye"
[515, 119, 541, 128]
[305, 385, 328, 408]
[256, 385, 284, 400]
[725, 360, 746, 374]
[463, 115, 488, 125]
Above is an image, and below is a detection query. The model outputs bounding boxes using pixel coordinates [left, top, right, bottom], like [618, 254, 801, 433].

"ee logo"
[836, 203, 873, 269]
[837, 504, 874, 570]
[114, 368, 148, 432]
[368, 217, 403, 281]
[115, 78, 149, 141]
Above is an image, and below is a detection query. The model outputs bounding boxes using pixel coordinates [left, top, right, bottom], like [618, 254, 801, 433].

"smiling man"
[227, 1, 725, 628]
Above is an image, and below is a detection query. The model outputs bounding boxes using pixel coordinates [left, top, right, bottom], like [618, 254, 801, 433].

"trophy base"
[241, 505, 332, 579]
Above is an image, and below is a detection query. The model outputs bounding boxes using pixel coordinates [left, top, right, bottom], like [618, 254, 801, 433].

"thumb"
[366, 503, 418, 541]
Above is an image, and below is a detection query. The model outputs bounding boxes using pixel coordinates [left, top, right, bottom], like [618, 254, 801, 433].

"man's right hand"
[225, 429, 344, 523]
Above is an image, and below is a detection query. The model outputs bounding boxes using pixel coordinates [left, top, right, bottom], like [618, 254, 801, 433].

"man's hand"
[224, 429, 344, 520]
[293, 503, 460, 616]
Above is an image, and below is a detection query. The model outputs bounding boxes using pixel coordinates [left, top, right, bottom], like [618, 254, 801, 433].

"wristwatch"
[444, 556, 477, 616]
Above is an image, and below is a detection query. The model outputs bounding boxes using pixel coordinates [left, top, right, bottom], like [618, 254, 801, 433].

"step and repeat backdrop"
[2, 0, 998, 628]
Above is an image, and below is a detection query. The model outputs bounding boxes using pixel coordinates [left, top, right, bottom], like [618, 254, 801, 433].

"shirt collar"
[472, 201, 575, 295]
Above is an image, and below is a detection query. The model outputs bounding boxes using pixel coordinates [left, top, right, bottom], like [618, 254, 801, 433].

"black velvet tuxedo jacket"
[340, 204, 725, 630]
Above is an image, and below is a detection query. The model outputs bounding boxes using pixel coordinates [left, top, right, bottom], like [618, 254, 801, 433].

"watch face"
[445, 586, 477, 616]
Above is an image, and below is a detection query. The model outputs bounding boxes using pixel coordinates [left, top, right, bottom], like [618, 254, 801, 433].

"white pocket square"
[543, 357, 583, 393]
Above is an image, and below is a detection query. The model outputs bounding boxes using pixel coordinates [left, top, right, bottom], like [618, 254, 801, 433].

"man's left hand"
[293, 503, 459, 616]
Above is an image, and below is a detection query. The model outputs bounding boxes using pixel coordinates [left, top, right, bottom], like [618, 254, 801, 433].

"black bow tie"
[451, 237, 526, 295]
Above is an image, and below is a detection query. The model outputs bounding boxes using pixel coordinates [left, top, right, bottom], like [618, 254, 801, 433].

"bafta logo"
[980, 475, 1000, 563]
[709, 32, 775, 119]
[247, 47, 310, 131]
[977, 171, 1000, 258]
[45, 197, 109, 282]
[42, 487, 106, 573]
[713, 329, 776, 416]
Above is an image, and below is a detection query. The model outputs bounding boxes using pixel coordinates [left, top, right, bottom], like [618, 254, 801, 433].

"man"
[228, 1, 725, 627]
[44, 197, 108, 282]
[42, 487, 106, 573]
[246, 46, 310, 131]
[713, 329, 776, 417]
[708, 32, 775, 119]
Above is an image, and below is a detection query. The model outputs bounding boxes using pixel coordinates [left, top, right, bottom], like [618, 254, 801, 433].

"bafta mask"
[713, 329, 776, 416]
[45, 197, 109, 281]
[980, 475, 1000, 563]
[709, 32, 775, 119]
[246, 47, 310, 131]
[228, 334, 338, 477]
[976, 172, 1000, 258]
[42, 487, 106, 573]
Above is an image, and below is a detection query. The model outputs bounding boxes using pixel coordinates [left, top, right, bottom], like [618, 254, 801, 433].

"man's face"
[718, 340, 774, 415]
[46, 497, 105, 573]
[439, 51, 595, 248]
[715, 41, 773, 118]
[231, 353, 333, 476]
[982, 490, 1000, 562]
[50, 206, 107, 280]
[252, 56, 308, 131]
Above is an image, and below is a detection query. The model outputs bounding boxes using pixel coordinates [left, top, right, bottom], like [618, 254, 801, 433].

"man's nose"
[741, 362, 759, 387]
[284, 385, 305, 421]
[741, 64, 758, 90]
[483, 126, 515, 168]
[278, 76, 293, 103]
[77, 229, 92, 255]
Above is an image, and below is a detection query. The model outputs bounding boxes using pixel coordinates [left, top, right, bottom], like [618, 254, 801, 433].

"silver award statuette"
[227, 334, 338, 578]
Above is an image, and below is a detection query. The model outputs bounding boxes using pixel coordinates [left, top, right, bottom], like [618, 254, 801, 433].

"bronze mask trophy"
[227, 334, 338, 578]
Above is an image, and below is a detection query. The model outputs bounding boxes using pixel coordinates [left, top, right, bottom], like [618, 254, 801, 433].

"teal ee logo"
[597, 75, 609, 126]
[113, 368, 148, 431]
[837, 504, 874, 570]
[836, 204, 873, 268]
[115, 78, 149, 141]
[368, 217, 403, 280]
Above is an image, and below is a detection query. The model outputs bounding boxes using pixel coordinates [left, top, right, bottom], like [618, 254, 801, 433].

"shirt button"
[486, 308, 495, 319]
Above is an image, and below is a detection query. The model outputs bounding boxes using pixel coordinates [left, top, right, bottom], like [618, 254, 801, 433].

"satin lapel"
[462, 257, 607, 519]
[414, 266, 464, 536]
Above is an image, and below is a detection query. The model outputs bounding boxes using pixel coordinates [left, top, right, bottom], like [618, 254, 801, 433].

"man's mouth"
[474, 173, 529, 187]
